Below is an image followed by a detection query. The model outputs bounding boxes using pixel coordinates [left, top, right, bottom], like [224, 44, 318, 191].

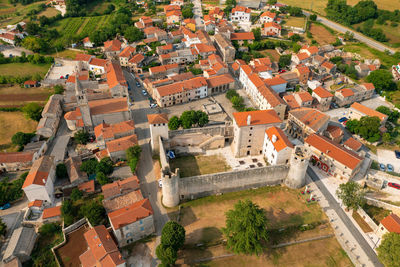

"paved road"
[307, 167, 383, 267]
[191, 0, 204, 30]
[303, 11, 395, 54]
[124, 70, 169, 235]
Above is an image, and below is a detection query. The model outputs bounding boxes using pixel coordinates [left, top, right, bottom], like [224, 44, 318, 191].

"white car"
[150, 103, 158, 108]
[158, 179, 163, 188]
[142, 90, 148, 96]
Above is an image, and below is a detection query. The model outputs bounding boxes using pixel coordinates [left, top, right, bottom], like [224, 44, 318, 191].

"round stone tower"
[285, 145, 309, 189]
[161, 169, 180, 208]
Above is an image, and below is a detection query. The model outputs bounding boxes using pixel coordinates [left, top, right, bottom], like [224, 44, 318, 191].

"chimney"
[247, 115, 251, 126]
[106, 234, 111, 240]
[42, 179, 46, 184]
[272, 134, 277, 143]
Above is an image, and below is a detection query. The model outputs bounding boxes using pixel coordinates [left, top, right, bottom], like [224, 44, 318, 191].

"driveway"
[376, 149, 400, 173]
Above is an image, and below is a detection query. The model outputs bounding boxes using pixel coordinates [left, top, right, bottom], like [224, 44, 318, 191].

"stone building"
[2, 227, 37, 264]
[348, 102, 388, 126]
[232, 110, 282, 157]
[287, 108, 330, 141]
[147, 113, 169, 154]
[36, 94, 63, 138]
[94, 120, 135, 149]
[214, 33, 235, 63]
[376, 213, 400, 238]
[263, 126, 294, 165]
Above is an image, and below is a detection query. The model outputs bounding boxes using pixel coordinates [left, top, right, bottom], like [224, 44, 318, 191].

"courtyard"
[169, 155, 231, 178]
[167, 186, 352, 266]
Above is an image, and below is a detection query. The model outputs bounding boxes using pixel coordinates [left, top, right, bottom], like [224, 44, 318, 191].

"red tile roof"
[343, 137, 362, 151]
[108, 198, 153, 230]
[119, 46, 135, 58]
[326, 125, 343, 139]
[337, 88, 354, 97]
[265, 126, 293, 152]
[260, 11, 276, 19]
[28, 200, 43, 208]
[147, 113, 169, 124]
[350, 102, 388, 122]
[297, 91, 313, 102]
[381, 214, 400, 234]
[106, 62, 127, 89]
[78, 180, 95, 194]
[296, 52, 309, 61]
[75, 54, 92, 62]
[283, 94, 300, 109]
[94, 120, 135, 140]
[102, 176, 140, 199]
[264, 77, 287, 86]
[305, 134, 363, 170]
[106, 135, 138, 153]
[104, 39, 122, 52]
[22, 156, 53, 189]
[289, 108, 330, 132]
[233, 109, 282, 127]
[149, 63, 179, 74]
[263, 22, 281, 30]
[321, 61, 335, 70]
[0, 151, 34, 163]
[88, 97, 128, 116]
[361, 83, 375, 91]
[313, 86, 333, 98]
[129, 53, 145, 64]
[231, 5, 250, 13]
[206, 73, 235, 88]
[42, 206, 61, 219]
[89, 58, 107, 67]
[230, 32, 255, 41]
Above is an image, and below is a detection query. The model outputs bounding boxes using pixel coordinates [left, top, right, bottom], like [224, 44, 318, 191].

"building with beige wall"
[287, 108, 330, 141]
[348, 102, 388, 126]
[263, 126, 293, 165]
[232, 110, 282, 157]
[147, 113, 169, 153]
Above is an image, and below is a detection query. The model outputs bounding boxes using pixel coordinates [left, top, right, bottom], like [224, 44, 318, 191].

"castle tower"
[147, 113, 169, 154]
[285, 145, 309, 189]
[161, 169, 180, 208]
[75, 79, 93, 129]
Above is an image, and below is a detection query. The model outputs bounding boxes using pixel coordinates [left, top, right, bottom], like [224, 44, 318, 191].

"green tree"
[382, 132, 391, 144]
[278, 55, 292, 68]
[309, 14, 317, 21]
[289, 34, 302, 42]
[126, 145, 141, 161]
[11, 132, 35, 147]
[346, 116, 381, 143]
[156, 245, 178, 267]
[161, 221, 186, 250]
[96, 157, 114, 175]
[180, 110, 196, 129]
[54, 85, 64, 95]
[168, 116, 181, 130]
[222, 199, 269, 255]
[231, 95, 244, 110]
[182, 6, 194, 18]
[70, 188, 83, 201]
[197, 112, 209, 127]
[336, 181, 365, 211]
[124, 27, 144, 42]
[377, 232, 400, 267]
[80, 201, 106, 226]
[366, 70, 397, 93]
[22, 102, 42, 121]
[38, 222, 60, 237]
[96, 172, 110, 186]
[80, 159, 98, 175]
[0, 217, 6, 237]
[251, 28, 262, 41]
[226, 89, 239, 100]
[56, 163, 68, 179]
[74, 130, 90, 144]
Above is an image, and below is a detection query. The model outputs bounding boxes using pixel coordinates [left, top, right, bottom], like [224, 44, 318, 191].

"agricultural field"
[373, 23, 400, 46]
[0, 111, 38, 151]
[259, 49, 280, 61]
[37, 7, 60, 18]
[0, 0, 47, 27]
[283, 16, 306, 28]
[170, 186, 352, 266]
[50, 15, 113, 44]
[280, 0, 400, 15]
[0, 62, 50, 77]
[0, 84, 52, 108]
[309, 24, 336, 45]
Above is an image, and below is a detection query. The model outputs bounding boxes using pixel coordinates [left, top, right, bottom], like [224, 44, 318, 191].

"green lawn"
[0, 62, 50, 77]
[169, 155, 231, 178]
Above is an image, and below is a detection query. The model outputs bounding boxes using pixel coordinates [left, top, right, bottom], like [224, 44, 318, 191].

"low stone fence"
[358, 208, 378, 232]
[169, 124, 232, 139]
[365, 197, 400, 214]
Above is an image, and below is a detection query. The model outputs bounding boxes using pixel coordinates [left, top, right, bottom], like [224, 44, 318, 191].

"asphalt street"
[307, 167, 383, 267]
[124, 70, 169, 235]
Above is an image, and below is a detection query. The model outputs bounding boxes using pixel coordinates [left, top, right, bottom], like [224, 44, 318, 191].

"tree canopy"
[336, 181, 365, 211]
[11, 132, 35, 147]
[96, 157, 114, 175]
[96, 172, 111, 186]
[22, 102, 43, 121]
[56, 163, 68, 179]
[156, 221, 185, 266]
[377, 232, 400, 267]
[346, 116, 381, 143]
[278, 55, 292, 69]
[168, 116, 181, 130]
[222, 199, 268, 255]
[70, 188, 83, 201]
[366, 70, 397, 93]
[0, 218, 6, 237]
[80, 159, 98, 175]
[74, 130, 90, 145]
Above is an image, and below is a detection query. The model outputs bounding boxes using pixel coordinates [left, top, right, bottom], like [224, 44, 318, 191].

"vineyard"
[52, 14, 113, 45]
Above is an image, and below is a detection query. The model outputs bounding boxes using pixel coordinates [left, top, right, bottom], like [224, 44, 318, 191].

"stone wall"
[365, 197, 400, 215]
[178, 165, 289, 201]
[169, 124, 233, 140]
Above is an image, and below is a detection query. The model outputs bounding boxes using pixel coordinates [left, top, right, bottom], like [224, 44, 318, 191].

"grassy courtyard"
[169, 155, 231, 178]
[170, 186, 352, 266]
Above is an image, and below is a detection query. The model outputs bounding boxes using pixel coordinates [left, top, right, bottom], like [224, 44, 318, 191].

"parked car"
[142, 90, 147, 96]
[136, 82, 141, 87]
[395, 150, 400, 159]
[278, 69, 286, 73]
[388, 182, 400, 190]
[0, 203, 11, 210]
[379, 163, 386, 172]
[150, 103, 157, 108]
[387, 164, 394, 172]
[158, 179, 163, 188]
[338, 117, 348, 123]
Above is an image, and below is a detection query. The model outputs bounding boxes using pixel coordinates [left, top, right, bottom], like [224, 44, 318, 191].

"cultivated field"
[280, 0, 400, 15]
[169, 155, 231, 178]
[259, 49, 280, 61]
[309, 24, 336, 45]
[37, 7, 61, 18]
[170, 186, 352, 266]
[0, 0, 48, 27]
[0, 62, 50, 77]
[284, 16, 306, 28]
[0, 85, 52, 108]
[0, 111, 38, 151]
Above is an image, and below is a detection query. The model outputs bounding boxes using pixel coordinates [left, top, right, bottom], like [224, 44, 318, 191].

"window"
[249, 133, 252, 136]
[126, 232, 133, 238]
[140, 227, 144, 231]
[140, 220, 143, 225]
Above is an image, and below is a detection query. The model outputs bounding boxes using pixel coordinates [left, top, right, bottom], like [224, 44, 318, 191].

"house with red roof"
[147, 113, 169, 152]
[287, 108, 330, 141]
[305, 134, 364, 179]
[103, 39, 122, 58]
[230, 6, 251, 22]
[260, 11, 276, 23]
[94, 120, 135, 149]
[106, 62, 128, 98]
[232, 109, 283, 157]
[264, 76, 287, 93]
[22, 155, 55, 203]
[103, 134, 138, 161]
[262, 22, 281, 37]
[334, 88, 355, 107]
[88, 58, 108, 75]
[312, 86, 334, 111]
[0, 151, 35, 172]
[292, 52, 310, 65]
[82, 37, 93, 48]
[348, 102, 388, 125]
[108, 198, 155, 247]
[79, 225, 126, 267]
[118, 46, 136, 67]
[376, 213, 400, 237]
[127, 53, 145, 73]
[263, 126, 294, 165]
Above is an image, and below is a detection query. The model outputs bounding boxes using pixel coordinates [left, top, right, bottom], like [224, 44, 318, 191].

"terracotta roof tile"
[119, 46, 135, 58]
[305, 134, 363, 170]
[104, 39, 122, 52]
[265, 126, 293, 152]
[231, 5, 250, 13]
[337, 88, 354, 97]
[42, 206, 61, 219]
[106, 135, 138, 153]
[343, 137, 362, 151]
[264, 77, 287, 86]
[147, 113, 169, 124]
[259, 85, 285, 107]
[22, 156, 53, 188]
[380, 214, 400, 234]
[90, 58, 108, 67]
[94, 120, 135, 140]
[103, 189, 143, 212]
[233, 109, 282, 127]
[321, 61, 335, 70]
[106, 62, 127, 89]
[361, 83, 375, 91]
[313, 86, 333, 98]
[206, 74, 235, 88]
[283, 94, 300, 109]
[326, 125, 343, 139]
[230, 32, 255, 40]
[129, 53, 145, 64]
[28, 200, 43, 208]
[78, 180, 95, 194]
[350, 102, 387, 122]
[289, 108, 330, 132]
[88, 97, 128, 116]
[108, 198, 153, 230]
[0, 151, 34, 163]
[260, 11, 276, 18]
[149, 63, 179, 74]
